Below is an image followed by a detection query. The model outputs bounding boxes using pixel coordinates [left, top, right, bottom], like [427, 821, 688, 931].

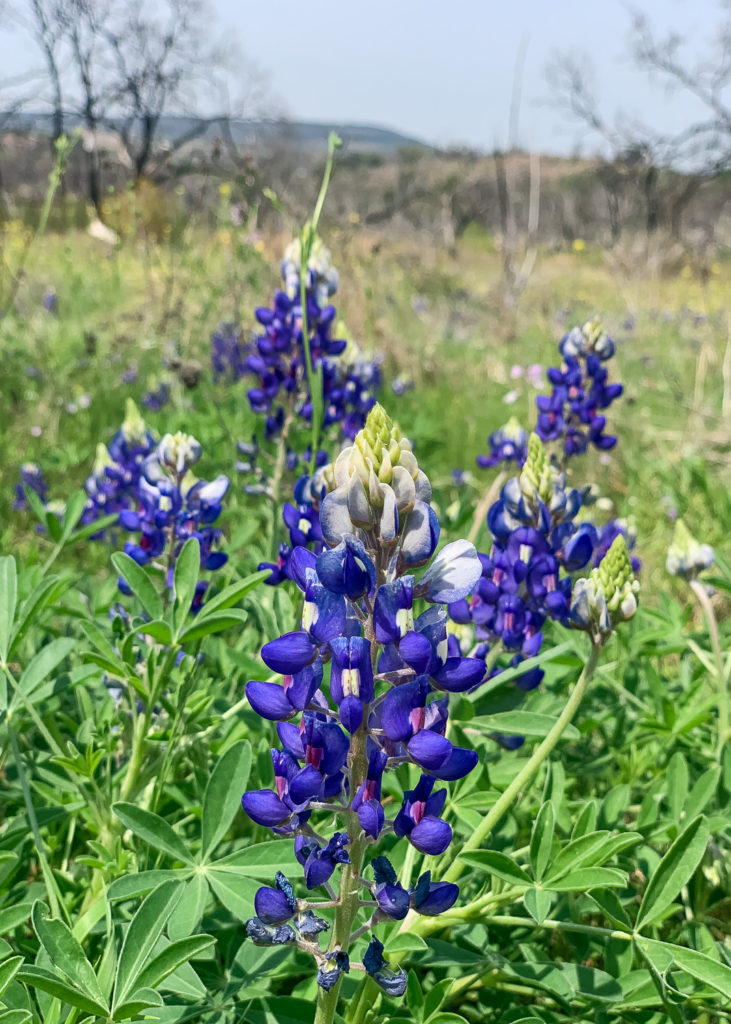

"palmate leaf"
[31, 902, 107, 1008]
[112, 879, 184, 1011]
[201, 740, 252, 859]
[636, 815, 710, 930]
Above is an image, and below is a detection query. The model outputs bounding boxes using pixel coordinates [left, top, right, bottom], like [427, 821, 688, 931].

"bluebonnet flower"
[449, 433, 597, 694]
[477, 416, 528, 469]
[13, 462, 49, 511]
[43, 291, 58, 314]
[80, 399, 156, 531]
[535, 318, 623, 458]
[141, 380, 171, 411]
[115, 431, 229, 610]
[666, 520, 715, 580]
[221, 240, 389, 596]
[211, 321, 247, 381]
[240, 405, 482, 996]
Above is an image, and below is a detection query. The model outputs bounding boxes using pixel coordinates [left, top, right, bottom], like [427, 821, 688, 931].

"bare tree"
[22, 0, 68, 145]
[102, 0, 227, 181]
[547, 4, 731, 240]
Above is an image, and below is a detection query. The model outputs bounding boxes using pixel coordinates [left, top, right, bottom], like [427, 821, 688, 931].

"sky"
[1, 0, 728, 155]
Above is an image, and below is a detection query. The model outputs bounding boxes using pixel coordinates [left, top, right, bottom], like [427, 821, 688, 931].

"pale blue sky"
[2, 0, 727, 153]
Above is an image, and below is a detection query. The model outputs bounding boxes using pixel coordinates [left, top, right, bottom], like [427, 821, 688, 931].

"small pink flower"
[31, 425, 42, 437]
[502, 390, 520, 405]
[510, 365, 524, 379]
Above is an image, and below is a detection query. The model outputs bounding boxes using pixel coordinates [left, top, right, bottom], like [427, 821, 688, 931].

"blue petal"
[246, 681, 294, 721]
[261, 631, 317, 675]
[241, 790, 290, 827]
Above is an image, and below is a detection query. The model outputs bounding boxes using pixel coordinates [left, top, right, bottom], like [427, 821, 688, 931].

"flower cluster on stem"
[240, 404, 484, 1003]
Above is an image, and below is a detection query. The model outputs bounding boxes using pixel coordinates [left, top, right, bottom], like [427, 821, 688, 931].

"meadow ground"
[0, 211, 730, 1023]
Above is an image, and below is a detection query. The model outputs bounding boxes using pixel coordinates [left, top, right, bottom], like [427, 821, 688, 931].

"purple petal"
[241, 789, 290, 827]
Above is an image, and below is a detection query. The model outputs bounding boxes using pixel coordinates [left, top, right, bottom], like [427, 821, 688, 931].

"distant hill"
[4, 112, 432, 154]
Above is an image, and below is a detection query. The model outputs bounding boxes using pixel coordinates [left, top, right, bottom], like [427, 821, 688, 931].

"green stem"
[484, 914, 632, 942]
[8, 718, 68, 922]
[441, 642, 601, 884]
[300, 132, 341, 480]
[689, 578, 728, 761]
[315, 587, 372, 1024]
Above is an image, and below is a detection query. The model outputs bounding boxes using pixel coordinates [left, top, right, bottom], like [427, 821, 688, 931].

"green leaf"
[31, 902, 107, 1008]
[545, 867, 627, 891]
[133, 935, 215, 991]
[546, 831, 611, 880]
[640, 939, 731, 1002]
[14, 637, 75, 703]
[60, 490, 87, 543]
[530, 801, 555, 881]
[178, 609, 246, 645]
[113, 803, 194, 865]
[111, 553, 163, 621]
[636, 815, 710, 931]
[67, 512, 118, 545]
[107, 870, 186, 902]
[524, 887, 552, 924]
[0, 957, 23, 999]
[426, 1015, 469, 1024]
[173, 538, 200, 633]
[17, 965, 109, 1018]
[201, 740, 252, 858]
[113, 987, 163, 1020]
[571, 800, 597, 839]
[507, 961, 622, 1003]
[0, 556, 17, 665]
[197, 570, 270, 616]
[9, 575, 69, 659]
[207, 869, 259, 922]
[0, 903, 32, 934]
[684, 767, 720, 816]
[458, 850, 531, 887]
[471, 710, 580, 741]
[211, 841, 300, 876]
[113, 879, 184, 1010]
[0, 1010, 32, 1024]
[134, 619, 173, 645]
[587, 890, 633, 932]
[666, 752, 688, 823]
[384, 933, 427, 953]
[168, 875, 210, 941]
